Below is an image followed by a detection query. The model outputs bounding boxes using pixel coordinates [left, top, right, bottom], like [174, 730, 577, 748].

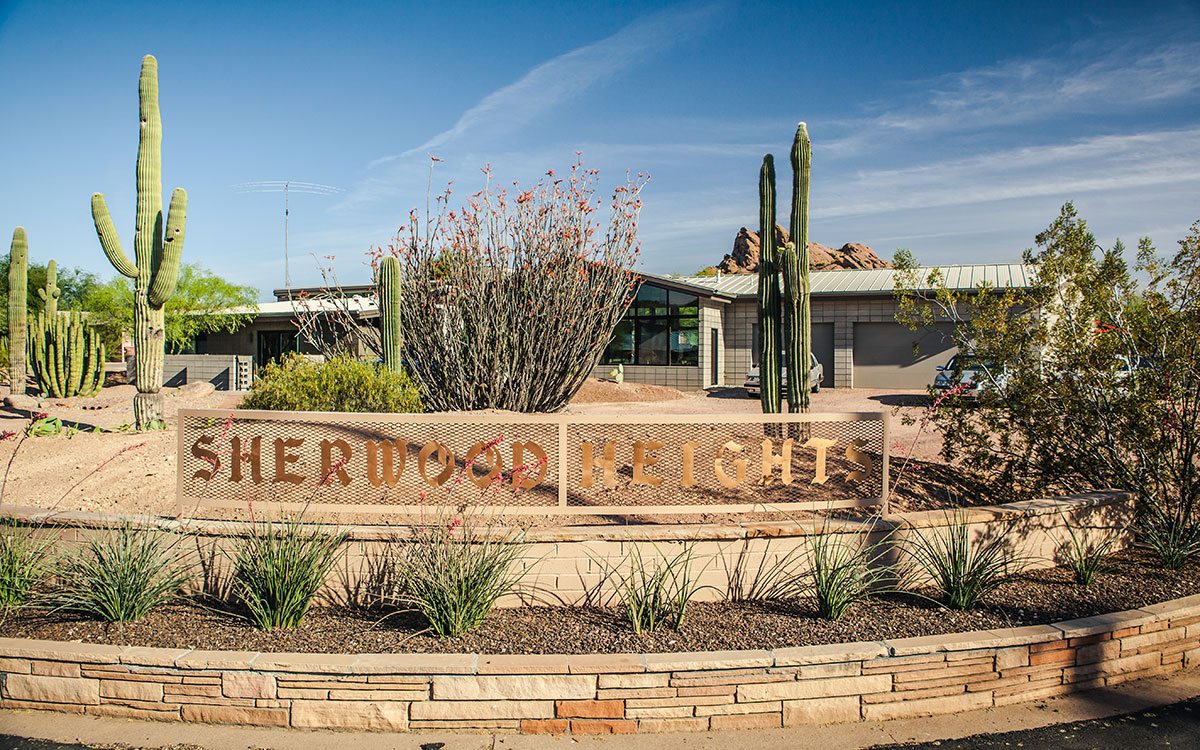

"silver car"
[745, 352, 824, 397]
[933, 353, 1008, 398]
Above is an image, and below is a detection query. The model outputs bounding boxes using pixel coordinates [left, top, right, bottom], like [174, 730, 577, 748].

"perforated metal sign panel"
[177, 409, 889, 518]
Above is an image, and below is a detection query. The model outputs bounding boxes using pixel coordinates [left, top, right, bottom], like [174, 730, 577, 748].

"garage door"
[812, 322, 834, 387]
[852, 322, 957, 389]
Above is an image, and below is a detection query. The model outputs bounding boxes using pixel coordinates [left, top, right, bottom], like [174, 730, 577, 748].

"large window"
[603, 284, 699, 366]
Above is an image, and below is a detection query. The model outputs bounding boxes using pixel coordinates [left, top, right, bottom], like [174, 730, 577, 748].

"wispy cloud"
[370, 4, 721, 166]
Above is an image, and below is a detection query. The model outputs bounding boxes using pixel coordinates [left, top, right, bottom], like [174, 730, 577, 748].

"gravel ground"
[3, 549, 1194, 655]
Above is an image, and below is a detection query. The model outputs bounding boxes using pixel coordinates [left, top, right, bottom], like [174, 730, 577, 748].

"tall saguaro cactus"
[757, 156, 782, 417]
[7, 228, 28, 393]
[377, 256, 402, 374]
[91, 55, 187, 429]
[782, 122, 813, 414]
[39, 259, 61, 320]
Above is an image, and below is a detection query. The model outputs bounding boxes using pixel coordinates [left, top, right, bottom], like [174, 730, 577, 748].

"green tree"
[894, 203, 1200, 565]
[82, 263, 258, 354]
[0, 257, 101, 335]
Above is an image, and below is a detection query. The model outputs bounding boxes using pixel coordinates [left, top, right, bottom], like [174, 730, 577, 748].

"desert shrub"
[0, 519, 54, 612]
[903, 512, 1020, 610]
[723, 538, 807, 602]
[379, 158, 647, 412]
[52, 520, 195, 623]
[239, 353, 422, 413]
[806, 520, 890, 620]
[229, 516, 346, 630]
[612, 544, 706, 634]
[895, 206, 1200, 567]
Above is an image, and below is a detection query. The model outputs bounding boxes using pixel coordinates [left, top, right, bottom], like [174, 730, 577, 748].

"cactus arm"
[39, 259, 60, 319]
[148, 188, 187, 307]
[92, 194, 138, 278]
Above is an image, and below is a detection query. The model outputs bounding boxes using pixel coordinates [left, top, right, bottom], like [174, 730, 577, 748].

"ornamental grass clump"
[1058, 511, 1122, 585]
[1139, 507, 1200, 571]
[390, 439, 535, 638]
[0, 519, 54, 613]
[52, 520, 195, 623]
[904, 512, 1021, 610]
[239, 353, 423, 413]
[806, 519, 890, 620]
[230, 516, 347, 630]
[613, 544, 707, 634]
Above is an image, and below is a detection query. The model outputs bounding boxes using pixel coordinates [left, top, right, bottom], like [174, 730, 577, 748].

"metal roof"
[660, 264, 1034, 298]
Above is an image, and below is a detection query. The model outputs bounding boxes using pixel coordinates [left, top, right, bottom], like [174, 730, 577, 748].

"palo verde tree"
[895, 203, 1200, 567]
[91, 55, 187, 429]
[375, 158, 647, 412]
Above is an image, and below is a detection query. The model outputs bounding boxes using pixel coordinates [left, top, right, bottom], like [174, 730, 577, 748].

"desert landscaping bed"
[2, 549, 1193, 656]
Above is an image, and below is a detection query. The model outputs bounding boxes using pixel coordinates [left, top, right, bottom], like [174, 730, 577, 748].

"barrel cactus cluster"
[758, 123, 814, 417]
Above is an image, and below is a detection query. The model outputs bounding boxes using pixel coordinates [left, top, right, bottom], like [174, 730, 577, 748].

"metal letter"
[230, 436, 262, 483]
[714, 441, 747, 488]
[760, 438, 795, 485]
[464, 441, 503, 489]
[845, 438, 874, 483]
[418, 441, 454, 487]
[273, 437, 304, 485]
[580, 441, 617, 489]
[804, 437, 838, 485]
[512, 441, 548, 489]
[680, 441, 700, 488]
[191, 434, 219, 481]
[366, 439, 406, 487]
[632, 440, 664, 487]
[320, 439, 352, 486]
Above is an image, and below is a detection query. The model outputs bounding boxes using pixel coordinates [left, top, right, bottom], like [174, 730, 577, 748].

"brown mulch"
[3, 549, 1196, 655]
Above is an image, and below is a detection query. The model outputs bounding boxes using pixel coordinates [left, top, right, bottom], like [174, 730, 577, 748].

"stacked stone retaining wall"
[2, 594, 1198, 734]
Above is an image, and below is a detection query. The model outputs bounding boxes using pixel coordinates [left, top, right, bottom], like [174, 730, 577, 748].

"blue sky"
[2, 0, 1198, 300]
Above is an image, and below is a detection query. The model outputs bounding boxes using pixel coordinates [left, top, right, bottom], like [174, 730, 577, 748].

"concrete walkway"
[3, 669, 1200, 750]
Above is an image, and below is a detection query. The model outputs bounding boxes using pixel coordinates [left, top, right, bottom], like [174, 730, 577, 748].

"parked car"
[933, 353, 1009, 398]
[744, 352, 824, 398]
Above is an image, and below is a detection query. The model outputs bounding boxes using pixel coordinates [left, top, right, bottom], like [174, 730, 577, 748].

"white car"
[744, 352, 824, 397]
[933, 354, 1009, 398]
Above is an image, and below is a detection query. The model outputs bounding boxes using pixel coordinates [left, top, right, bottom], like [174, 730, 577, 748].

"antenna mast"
[233, 180, 344, 292]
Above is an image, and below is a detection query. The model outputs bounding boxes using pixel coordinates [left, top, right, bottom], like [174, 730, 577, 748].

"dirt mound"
[570, 378, 689, 404]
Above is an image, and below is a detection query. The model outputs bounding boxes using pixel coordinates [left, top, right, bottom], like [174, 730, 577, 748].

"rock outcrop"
[709, 225, 892, 274]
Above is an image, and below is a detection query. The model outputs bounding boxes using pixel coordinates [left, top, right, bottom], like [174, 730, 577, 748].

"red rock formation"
[714, 226, 891, 274]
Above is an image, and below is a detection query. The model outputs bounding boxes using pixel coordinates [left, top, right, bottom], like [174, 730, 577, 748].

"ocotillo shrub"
[239, 353, 423, 413]
[373, 158, 647, 413]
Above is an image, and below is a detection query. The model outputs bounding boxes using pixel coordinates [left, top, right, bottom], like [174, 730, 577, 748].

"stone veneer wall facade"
[2, 592, 1199, 734]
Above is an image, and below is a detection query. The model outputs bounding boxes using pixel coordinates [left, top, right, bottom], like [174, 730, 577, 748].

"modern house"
[187, 265, 1033, 392]
[591, 264, 1035, 391]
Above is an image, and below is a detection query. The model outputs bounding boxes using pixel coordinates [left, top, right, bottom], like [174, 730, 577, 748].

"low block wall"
[126, 355, 252, 391]
[2, 491, 1135, 608]
[2, 593, 1198, 734]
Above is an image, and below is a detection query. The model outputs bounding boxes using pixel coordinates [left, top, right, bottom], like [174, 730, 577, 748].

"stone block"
[598, 672, 668, 689]
[86, 703, 180, 721]
[100, 680, 163, 702]
[637, 717, 709, 732]
[3, 674, 99, 705]
[555, 700, 624, 718]
[642, 650, 773, 672]
[433, 674, 596, 701]
[521, 718, 570, 734]
[221, 672, 276, 699]
[0, 658, 31, 674]
[861, 691, 992, 721]
[782, 696, 860, 725]
[709, 712, 782, 730]
[478, 654, 569, 674]
[737, 674, 891, 702]
[410, 700, 553, 720]
[180, 704, 288, 727]
[772, 642, 887, 666]
[290, 700, 409, 730]
[31, 662, 80, 678]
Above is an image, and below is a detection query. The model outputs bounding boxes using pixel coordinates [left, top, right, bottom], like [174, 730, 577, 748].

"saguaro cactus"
[91, 55, 187, 429]
[757, 156, 782, 417]
[377, 256, 402, 374]
[8, 228, 28, 393]
[30, 310, 105, 398]
[39, 259, 61, 320]
[782, 122, 813, 414]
